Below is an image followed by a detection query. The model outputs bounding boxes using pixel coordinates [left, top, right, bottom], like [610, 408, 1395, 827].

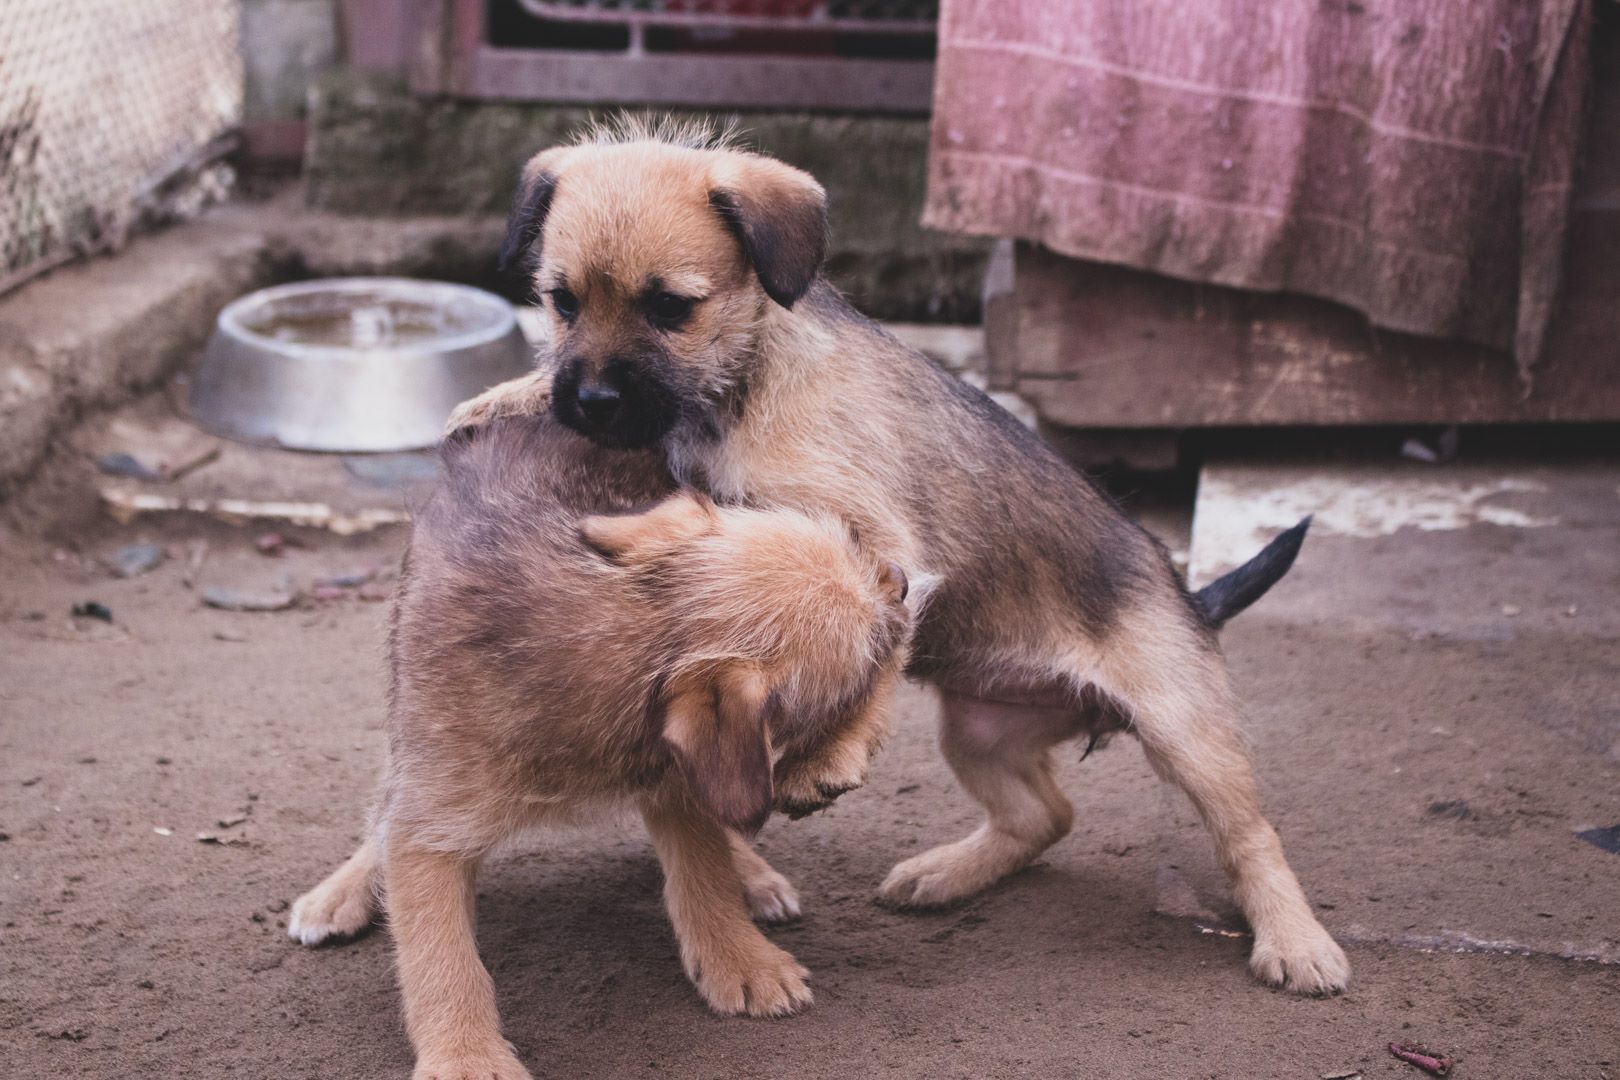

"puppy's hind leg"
[879, 693, 1075, 909]
[289, 833, 382, 946]
[728, 832, 802, 924]
[1095, 609, 1350, 996]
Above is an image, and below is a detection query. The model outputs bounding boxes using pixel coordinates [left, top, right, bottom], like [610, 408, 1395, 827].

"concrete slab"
[1162, 457, 1620, 965]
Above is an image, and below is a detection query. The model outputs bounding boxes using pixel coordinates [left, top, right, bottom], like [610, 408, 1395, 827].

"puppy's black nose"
[576, 381, 621, 428]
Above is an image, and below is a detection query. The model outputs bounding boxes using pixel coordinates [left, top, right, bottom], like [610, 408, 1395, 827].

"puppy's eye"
[548, 288, 580, 321]
[646, 291, 697, 328]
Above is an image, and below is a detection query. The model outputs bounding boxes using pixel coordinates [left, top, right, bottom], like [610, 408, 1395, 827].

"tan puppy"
[290, 415, 916, 1079]
[451, 118, 1350, 998]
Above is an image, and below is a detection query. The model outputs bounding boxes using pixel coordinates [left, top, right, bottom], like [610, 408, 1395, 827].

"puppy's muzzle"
[552, 356, 678, 449]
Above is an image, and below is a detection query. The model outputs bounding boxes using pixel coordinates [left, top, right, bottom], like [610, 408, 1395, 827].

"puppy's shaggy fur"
[291, 417, 914, 1079]
[451, 127, 1350, 1006]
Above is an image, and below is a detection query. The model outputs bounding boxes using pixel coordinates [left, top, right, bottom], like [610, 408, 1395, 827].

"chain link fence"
[0, 0, 242, 296]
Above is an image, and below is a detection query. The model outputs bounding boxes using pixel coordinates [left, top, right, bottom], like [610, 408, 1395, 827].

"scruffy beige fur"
[447, 120, 1349, 1008]
[290, 415, 915, 1080]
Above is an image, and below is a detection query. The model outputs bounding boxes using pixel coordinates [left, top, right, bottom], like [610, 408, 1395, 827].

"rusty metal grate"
[518, 0, 936, 45]
[0, 0, 242, 296]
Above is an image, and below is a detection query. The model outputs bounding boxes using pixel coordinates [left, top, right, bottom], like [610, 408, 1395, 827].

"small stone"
[212, 629, 248, 642]
[153, 827, 173, 837]
[103, 543, 166, 579]
[202, 587, 296, 613]
[71, 601, 113, 623]
[155, 757, 171, 766]
[1500, 604, 1521, 617]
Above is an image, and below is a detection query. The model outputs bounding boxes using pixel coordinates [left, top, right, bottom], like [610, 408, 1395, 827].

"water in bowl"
[243, 291, 482, 349]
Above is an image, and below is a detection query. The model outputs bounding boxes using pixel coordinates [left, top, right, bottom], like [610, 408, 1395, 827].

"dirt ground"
[3, 485, 1618, 1079]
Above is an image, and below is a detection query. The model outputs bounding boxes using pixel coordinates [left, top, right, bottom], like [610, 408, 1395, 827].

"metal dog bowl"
[189, 278, 532, 452]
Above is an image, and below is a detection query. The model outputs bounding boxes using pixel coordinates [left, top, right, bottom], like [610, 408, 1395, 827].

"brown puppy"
[452, 118, 1351, 997]
[290, 415, 916, 1079]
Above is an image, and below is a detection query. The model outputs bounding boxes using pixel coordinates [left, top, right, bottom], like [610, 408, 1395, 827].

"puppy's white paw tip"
[1250, 932, 1351, 996]
[744, 874, 803, 924]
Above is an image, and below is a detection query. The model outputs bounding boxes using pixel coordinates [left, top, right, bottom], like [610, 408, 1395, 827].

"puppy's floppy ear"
[709, 155, 828, 309]
[662, 666, 774, 835]
[579, 492, 718, 559]
[499, 147, 573, 274]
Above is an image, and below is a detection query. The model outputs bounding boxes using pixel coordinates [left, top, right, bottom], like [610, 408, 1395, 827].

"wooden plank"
[1012, 225, 1620, 427]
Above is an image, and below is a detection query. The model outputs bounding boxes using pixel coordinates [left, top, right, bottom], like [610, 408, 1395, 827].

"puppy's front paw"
[690, 941, 812, 1017]
[288, 874, 378, 946]
[444, 393, 502, 437]
[444, 374, 553, 437]
[413, 1045, 532, 1080]
[1249, 922, 1350, 996]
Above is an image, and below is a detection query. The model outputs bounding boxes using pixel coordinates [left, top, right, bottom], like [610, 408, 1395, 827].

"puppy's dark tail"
[1193, 516, 1311, 628]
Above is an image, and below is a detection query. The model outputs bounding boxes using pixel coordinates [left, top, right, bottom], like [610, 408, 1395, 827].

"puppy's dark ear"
[709, 156, 828, 309]
[499, 148, 573, 274]
[662, 666, 774, 835]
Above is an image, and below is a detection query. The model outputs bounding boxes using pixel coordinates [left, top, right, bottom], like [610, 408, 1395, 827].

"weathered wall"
[241, 0, 338, 122]
[303, 71, 987, 322]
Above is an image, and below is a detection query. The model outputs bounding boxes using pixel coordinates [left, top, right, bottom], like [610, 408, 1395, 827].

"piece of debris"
[212, 629, 248, 642]
[201, 587, 296, 613]
[309, 584, 351, 602]
[342, 452, 440, 488]
[1321, 1070, 1363, 1080]
[77, 757, 96, 765]
[71, 602, 113, 623]
[21, 776, 42, 787]
[89, 417, 221, 482]
[153, 827, 173, 837]
[155, 757, 171, 765]
[101, 489, 408, 536]
[1565, 604, 1578, 617]
[1500, 604, 1521, 617]
[1576, 824, 1620, 856]
[96, 452, 166, 481]
[103, 542, 166, 578]
[254, 532, 300, 556]
[315, 566, 379, 589]
[1399, 426, 1460, 465]
[357, 583, 392, 603]
[1389, 1042, 1455, 1077]
[181, 540, 209, 589]
[217, 813, 249, 829]
[1426, 799, 1474, 821]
